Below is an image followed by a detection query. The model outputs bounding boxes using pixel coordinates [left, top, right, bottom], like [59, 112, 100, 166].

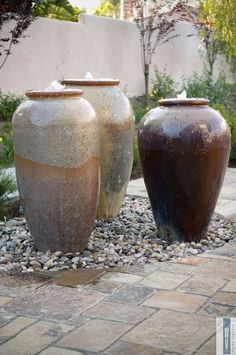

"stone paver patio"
[0, 167, 235, 354]
[0, 244, 235, 354]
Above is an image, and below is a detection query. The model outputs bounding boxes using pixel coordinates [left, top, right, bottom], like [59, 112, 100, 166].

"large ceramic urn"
[61, 79, 135, 219]
[12, 89, 100, 252]
[138, 98, 231, 243]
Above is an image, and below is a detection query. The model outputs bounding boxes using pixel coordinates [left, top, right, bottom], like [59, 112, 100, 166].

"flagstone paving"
[0, 238, 235, 354]
[0, 167, 235, 354]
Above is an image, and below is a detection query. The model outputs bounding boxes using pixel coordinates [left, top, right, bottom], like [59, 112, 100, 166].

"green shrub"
[0, 92, 24, 122]
[134, 107, 149, 124]
[133, 137, 140, 170]
[0, 123, 14, 167]
[151, 68, 176, 101]
[182, 72, 231, 107]
[212, 103, 236, 161]
[35, 0, 85, 22]
[228, 82, 236, 109]
[0, 170, 17, 220]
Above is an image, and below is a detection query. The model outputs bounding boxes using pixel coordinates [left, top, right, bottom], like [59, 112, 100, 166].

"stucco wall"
[0, 14, 228, 97]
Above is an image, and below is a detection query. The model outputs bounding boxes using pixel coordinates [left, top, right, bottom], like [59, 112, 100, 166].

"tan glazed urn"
[61, 79, 135, 219]
[12, 89, 100, 252]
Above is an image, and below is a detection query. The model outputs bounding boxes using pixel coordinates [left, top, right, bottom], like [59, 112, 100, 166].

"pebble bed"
[0, 196, 235, 273]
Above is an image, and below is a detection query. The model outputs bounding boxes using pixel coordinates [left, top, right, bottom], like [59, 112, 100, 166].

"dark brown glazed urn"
[138, 98, 231, 243]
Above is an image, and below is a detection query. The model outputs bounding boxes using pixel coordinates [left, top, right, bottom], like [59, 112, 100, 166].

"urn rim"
[159, 98, 209, 106]
[25, 89, 83, 99]
[60, 79, 120, 87]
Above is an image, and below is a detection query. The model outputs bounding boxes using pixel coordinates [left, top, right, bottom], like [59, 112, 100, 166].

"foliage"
[131, 0, 192, 104]
[228, 82, 236, 111]
[0, 169, 17, 220]
[94, 0, 120, 18]
[133, 137, 140, 170]
[200, 0, 236, 75]
[201, 0, 236, 59]
[181, 71, 231, 107]
[35, 0, 85, 22]
[0, 92, 23, 167]
[134, 107, 148, 124]
[151, 68, 176, 101]
[228, 56, 236, 75]
[0, 1, 40, 70]
[0, 123, 14, 167]
[0, 92, 24, 122]
[212, 104, 236, 161]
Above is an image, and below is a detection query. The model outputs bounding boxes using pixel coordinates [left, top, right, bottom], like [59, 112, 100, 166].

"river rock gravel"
[0, 196, 235, 273]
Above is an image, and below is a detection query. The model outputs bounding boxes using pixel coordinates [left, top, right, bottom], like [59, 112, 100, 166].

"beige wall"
[0, 14, 229, 97]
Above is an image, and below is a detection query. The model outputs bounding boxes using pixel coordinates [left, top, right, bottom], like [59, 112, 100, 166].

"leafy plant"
[201, 0, 236, 59]
[94, 0, 120, 18]
[212, 104, 236, 161]
[0, 92, 24, 121]
[151, 68, 176, 101]
[0, 169, 17, 220]
[181, 71, 231, 107]
[133, 137, 140, 169]
[0, 123, 14, 167]
[134, 107, 149, 124]
[35, 0, 85, 22]
[0, 133, 14, 167]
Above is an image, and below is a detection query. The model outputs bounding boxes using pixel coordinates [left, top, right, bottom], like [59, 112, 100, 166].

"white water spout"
[45, 80, 65, 91]
[85, 72, 94, 80]
[177, 90, 187, 99]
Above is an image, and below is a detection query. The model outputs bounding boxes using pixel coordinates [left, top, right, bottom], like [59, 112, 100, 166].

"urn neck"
[60, 79, 120, 87]
[25, 90, 83, 99]
[158, 98, 209, 107]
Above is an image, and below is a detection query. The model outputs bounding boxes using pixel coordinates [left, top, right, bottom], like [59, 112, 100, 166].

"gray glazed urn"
[62, 79, 135, 219]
